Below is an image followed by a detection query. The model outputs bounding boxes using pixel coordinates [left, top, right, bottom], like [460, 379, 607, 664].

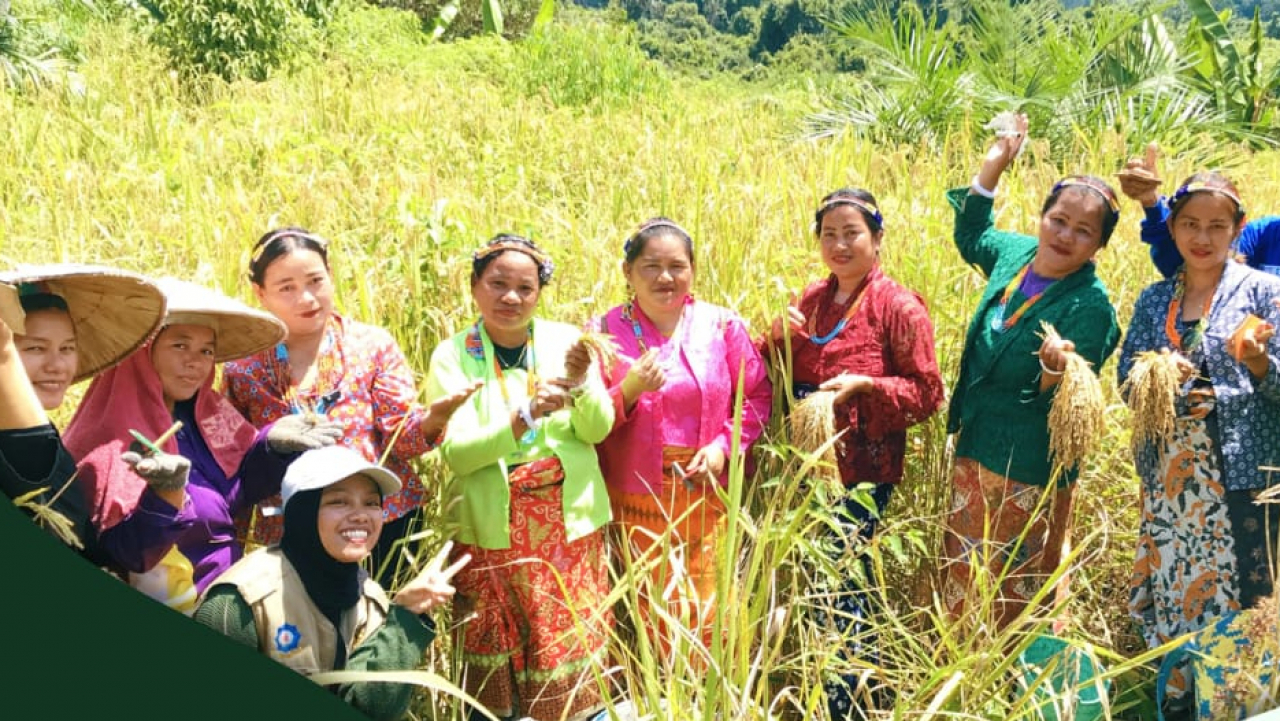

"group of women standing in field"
[2, 112, 1278, 721]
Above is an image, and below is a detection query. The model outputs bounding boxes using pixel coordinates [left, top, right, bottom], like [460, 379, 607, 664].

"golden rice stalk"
[788, 390, 841, 486]
[1120, 350, 1182, 449]
[1041, 322, 1105, 472]
[577, 331, 619, 370]
[12, 487, 83, 549]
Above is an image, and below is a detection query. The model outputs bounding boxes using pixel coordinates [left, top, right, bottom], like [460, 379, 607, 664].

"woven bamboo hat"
[155, 277, 286, 363]
[0, 264, 168, 383]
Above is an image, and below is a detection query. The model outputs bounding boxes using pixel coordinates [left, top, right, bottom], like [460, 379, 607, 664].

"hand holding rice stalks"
[577, 331, 619, 371]
[1119, 350, 1183, 449]
[788, 390, 843, 487]
[1040, 322, 1104, 473]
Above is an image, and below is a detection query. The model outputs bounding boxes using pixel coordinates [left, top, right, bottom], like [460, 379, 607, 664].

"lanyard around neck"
[991, 263, 1051, 333]
[1165, 269, 1214, 353]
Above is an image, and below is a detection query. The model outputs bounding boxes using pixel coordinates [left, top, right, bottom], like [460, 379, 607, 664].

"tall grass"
[4, 8, 1280, 719]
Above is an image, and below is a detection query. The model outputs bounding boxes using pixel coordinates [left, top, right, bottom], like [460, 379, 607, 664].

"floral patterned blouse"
[222, 313, 440, 543]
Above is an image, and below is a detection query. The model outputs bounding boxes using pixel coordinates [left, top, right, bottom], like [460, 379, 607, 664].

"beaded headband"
[1172, 180, 1246, 217]
[623, 220, 692, 256]
[1051, 177, 1121, 215]
[249, 230, 330, 268]
[472, 237, 555, 284]
[818, 196, 885, 228]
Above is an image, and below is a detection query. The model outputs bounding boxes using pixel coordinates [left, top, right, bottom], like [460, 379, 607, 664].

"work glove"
[122, 446, 192, 493]
[266, 413, 345, 454]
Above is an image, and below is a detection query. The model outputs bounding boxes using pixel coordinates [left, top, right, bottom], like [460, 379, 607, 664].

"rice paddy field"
[4, 5, 1280, 719]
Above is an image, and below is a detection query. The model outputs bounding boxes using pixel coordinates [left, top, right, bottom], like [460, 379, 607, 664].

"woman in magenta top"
[593, 217, 772, 651]
[762, 188, 945, 717]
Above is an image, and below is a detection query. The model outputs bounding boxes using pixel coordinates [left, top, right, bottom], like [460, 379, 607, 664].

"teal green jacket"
[425, 318, 614, 549]
[946, 188, 1121, 487]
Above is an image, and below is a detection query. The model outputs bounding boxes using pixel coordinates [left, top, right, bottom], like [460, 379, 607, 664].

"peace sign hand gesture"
[392, 540, 471, 615]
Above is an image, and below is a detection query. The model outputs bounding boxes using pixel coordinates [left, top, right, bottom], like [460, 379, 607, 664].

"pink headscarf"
[63, 341, 257, 531]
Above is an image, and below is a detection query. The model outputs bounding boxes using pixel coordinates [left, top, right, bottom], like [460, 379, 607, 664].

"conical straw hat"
[0, 264, 168, 384]
[154, 277, 286, 363]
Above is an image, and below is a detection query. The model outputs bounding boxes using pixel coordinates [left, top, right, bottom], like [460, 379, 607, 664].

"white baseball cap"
[281, 446, 402, 510]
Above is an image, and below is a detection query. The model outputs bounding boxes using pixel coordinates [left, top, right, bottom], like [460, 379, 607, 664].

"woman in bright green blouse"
[941, 114, 1122, 630]
[424, 234, 614, 721]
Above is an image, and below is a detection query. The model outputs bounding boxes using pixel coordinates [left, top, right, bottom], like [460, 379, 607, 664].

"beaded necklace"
[807, 274, 872, 346]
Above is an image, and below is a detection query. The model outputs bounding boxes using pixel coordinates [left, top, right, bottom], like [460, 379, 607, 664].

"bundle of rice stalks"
[1119, 350, 1182, 449]
[577, 331, 619, 371]
[788, 390, 842, 487]
[13, 487, 82, 549]
[1041, 322, 1105, 473]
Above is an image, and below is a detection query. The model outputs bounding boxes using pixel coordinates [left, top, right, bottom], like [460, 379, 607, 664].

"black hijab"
[279, 488, 362, 668]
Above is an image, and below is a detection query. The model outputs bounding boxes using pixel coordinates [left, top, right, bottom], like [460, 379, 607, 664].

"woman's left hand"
[684, 443, 726, 486]
[393, 541, 470, 615]
[818, 373, 873, 405]
[1237, 319, 1276, 377]
[1037, 333, 1075, 390]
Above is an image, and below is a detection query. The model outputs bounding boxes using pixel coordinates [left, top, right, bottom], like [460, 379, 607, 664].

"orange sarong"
[609, 446, 726, 653]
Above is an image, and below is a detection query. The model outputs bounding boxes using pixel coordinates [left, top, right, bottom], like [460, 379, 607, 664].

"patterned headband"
[819, 196, 885, 228]
[623, 220, 693, 256]
[1052, 177, 1121, 215]
[472, 238, 555, 284]
[249, 230, 330, 268]
[1172, 180, 1246, 216]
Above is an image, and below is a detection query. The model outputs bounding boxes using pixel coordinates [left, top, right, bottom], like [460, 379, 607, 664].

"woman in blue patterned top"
[1117, 171, 1280, 717]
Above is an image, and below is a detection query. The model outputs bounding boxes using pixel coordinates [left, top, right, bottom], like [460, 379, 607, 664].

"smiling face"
[1170, 192, 1241, 274]
[1033, 190, 1106, 279]
[623, 233, 694, 317]
[316, 474, 384, 563]
[16, 309, 77, 410]
[472, 251, 542, 343]
[150, 324, 217, 410]
[253, 249, 335, 340]
[818, 204, 881, 285]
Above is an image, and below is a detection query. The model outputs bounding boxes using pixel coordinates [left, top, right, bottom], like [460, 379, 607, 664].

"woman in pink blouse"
[762, 188, 944, 718]
[223, 227, 477, 586]
[593, 217, 773, 652]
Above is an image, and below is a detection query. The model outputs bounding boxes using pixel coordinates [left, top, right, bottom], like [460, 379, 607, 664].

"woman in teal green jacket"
[425, 234, 614, 721]
[941, 114, 1121, 630]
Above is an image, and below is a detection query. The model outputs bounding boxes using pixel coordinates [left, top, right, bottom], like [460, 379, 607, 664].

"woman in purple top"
[64, 279, 340, 613]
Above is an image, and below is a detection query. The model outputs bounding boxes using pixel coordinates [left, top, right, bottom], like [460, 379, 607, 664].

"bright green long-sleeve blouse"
[425, 317, 614, 549]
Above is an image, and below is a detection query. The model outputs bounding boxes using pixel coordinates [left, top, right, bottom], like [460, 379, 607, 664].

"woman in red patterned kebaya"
[762, 188, 945, 718]
[223, 227, 478, 587]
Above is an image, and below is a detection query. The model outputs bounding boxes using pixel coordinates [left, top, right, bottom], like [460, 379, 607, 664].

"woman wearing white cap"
[194, 445, 468, 721]
[0, 264, 166, 561]
[63, 278, 343, 614]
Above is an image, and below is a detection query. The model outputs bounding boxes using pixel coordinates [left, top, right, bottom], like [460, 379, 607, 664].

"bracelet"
[518, 401, 540, 430]
[970, 175, 997, 199]
[1039, 357, 1064, 377]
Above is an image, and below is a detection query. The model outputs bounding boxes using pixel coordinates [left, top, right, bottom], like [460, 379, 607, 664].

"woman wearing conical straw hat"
[0, 264, 166, 563]
[940, 113, 1121, 630]
[1117, 172, 1280, 720]
[64, 277, 344, 615]
[761, 189, 945, 718]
